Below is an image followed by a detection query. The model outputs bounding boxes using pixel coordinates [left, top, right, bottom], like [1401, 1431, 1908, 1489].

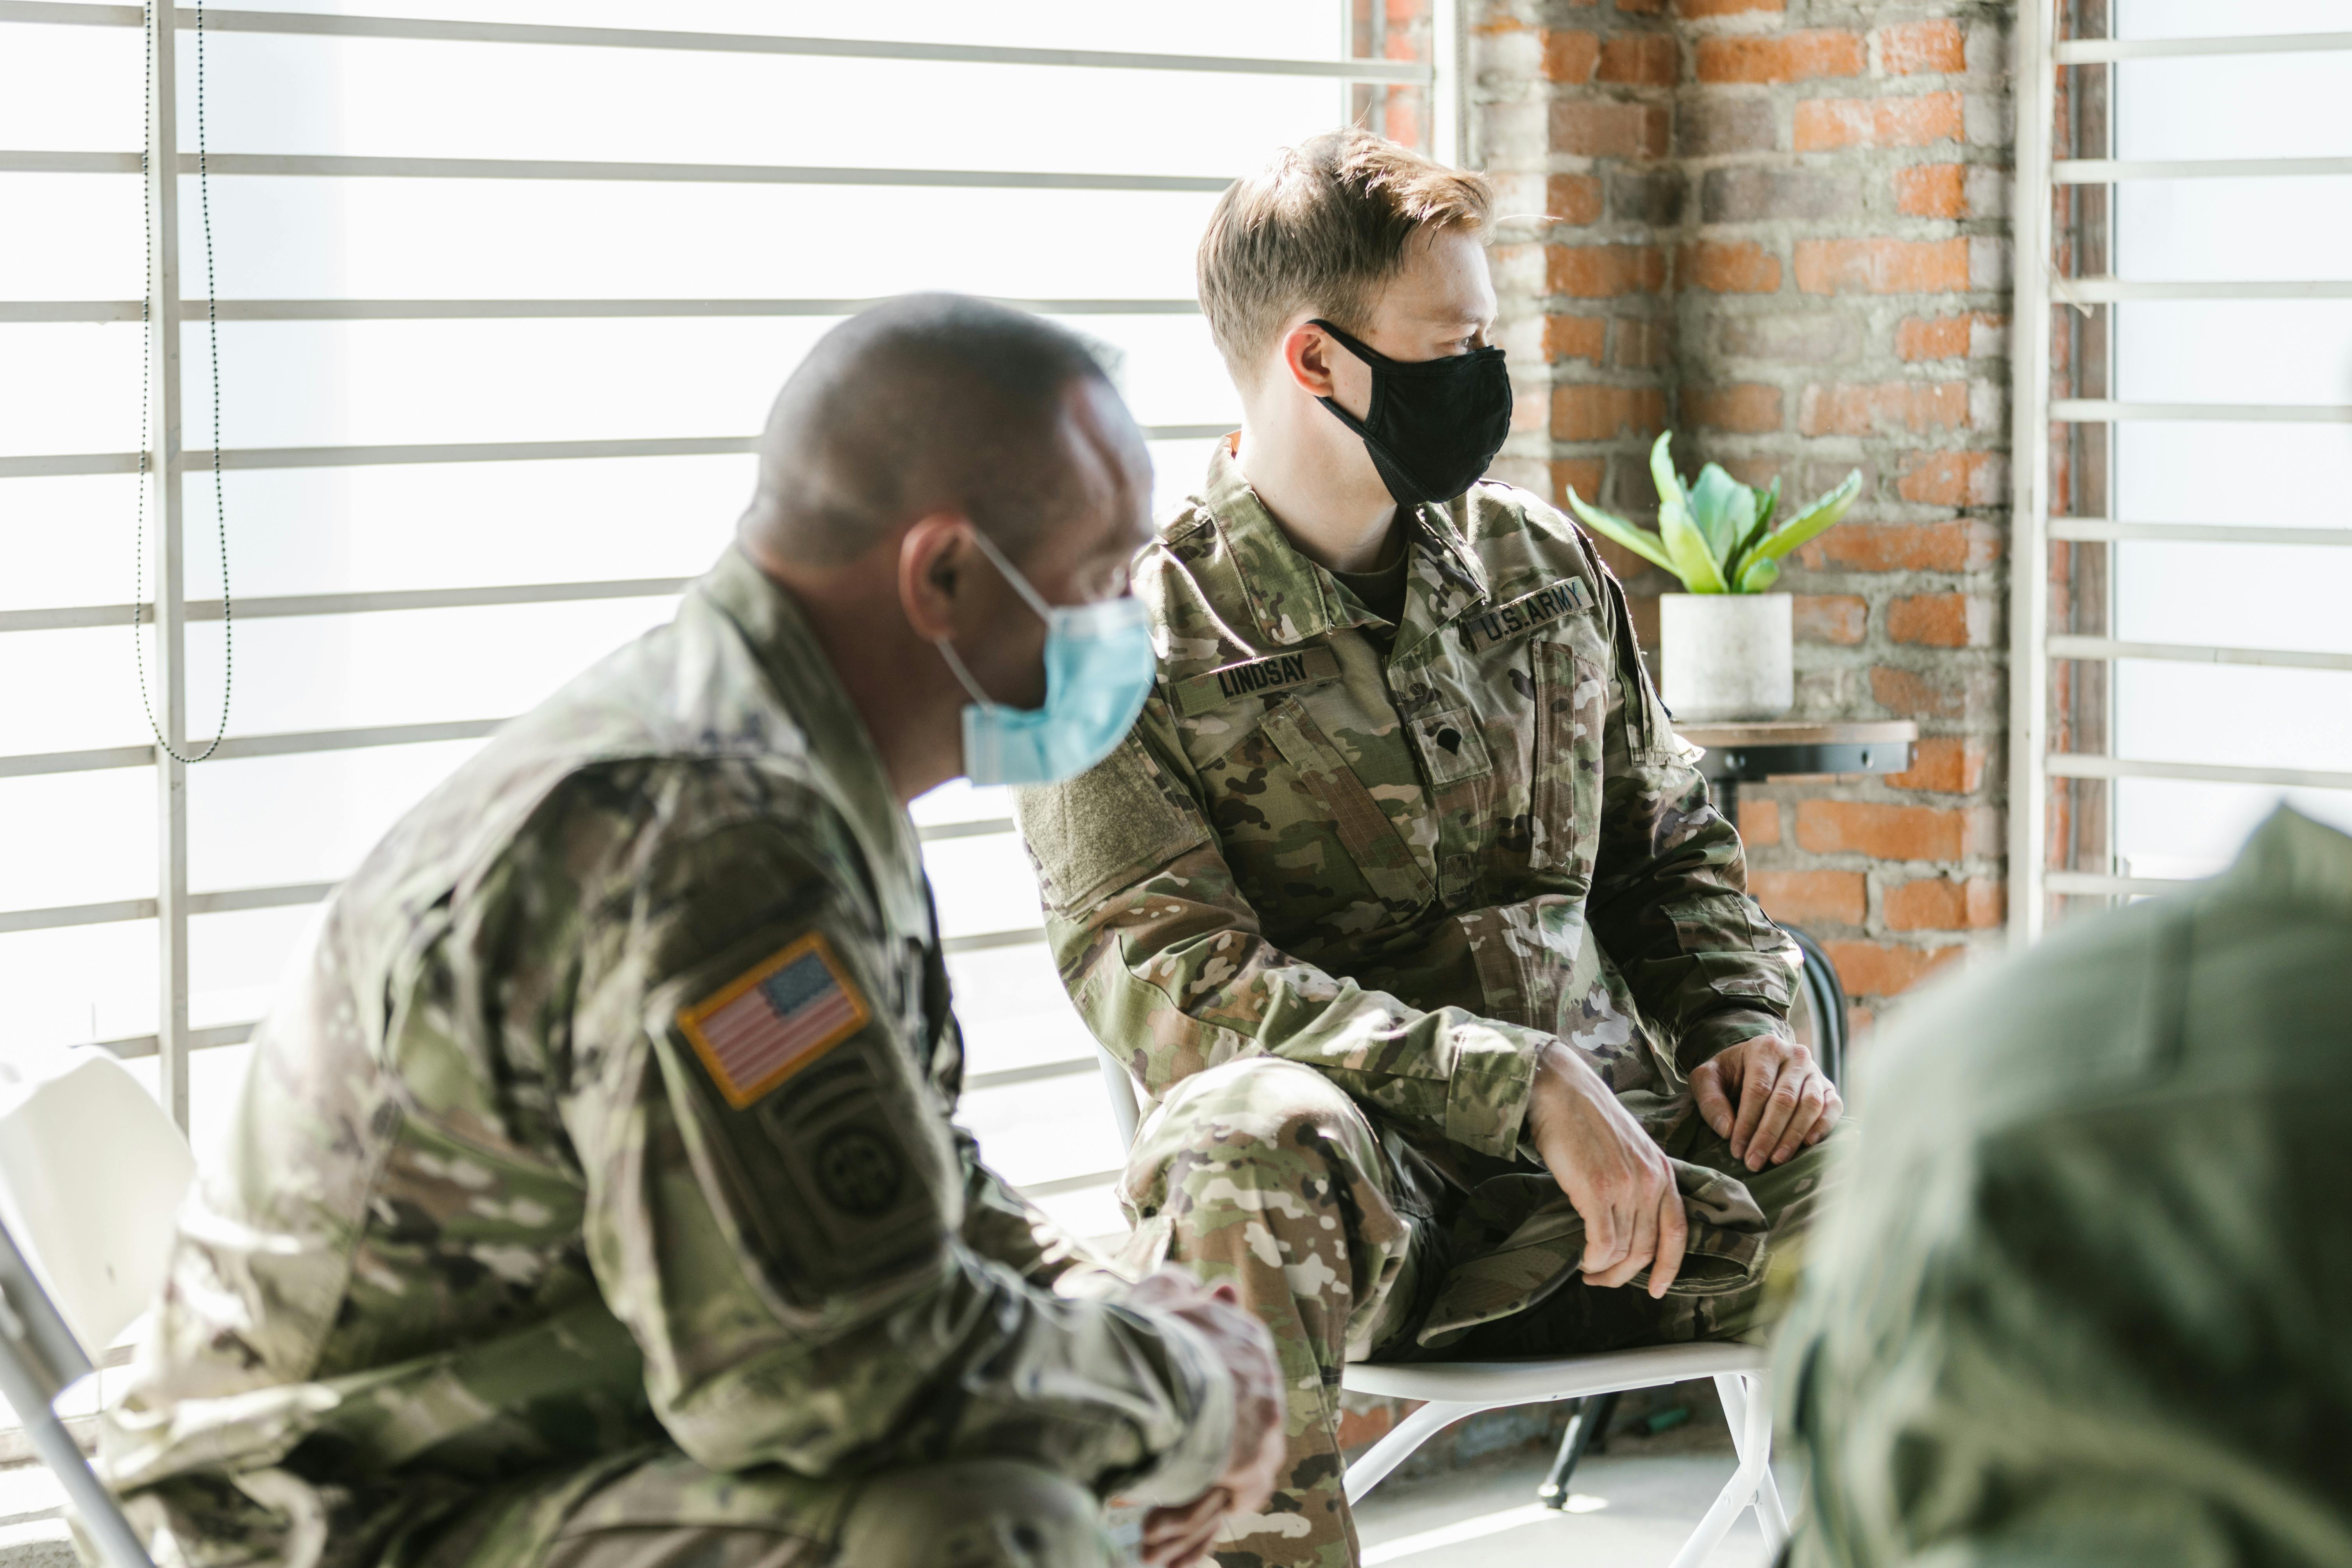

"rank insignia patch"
[679, 933, 870, 1108]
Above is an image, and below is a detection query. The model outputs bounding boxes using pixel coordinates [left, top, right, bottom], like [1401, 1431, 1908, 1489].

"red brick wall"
[1351, 0, 1439, 147]
[1471, 0, 2015, 1032]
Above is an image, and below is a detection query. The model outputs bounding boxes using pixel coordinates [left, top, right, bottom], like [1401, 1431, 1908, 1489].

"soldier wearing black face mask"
[1307, 316, 1514, 509]
[1014, 131, 1832, 1568]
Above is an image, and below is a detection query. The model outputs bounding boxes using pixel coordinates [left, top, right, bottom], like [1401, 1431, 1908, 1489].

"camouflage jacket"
[1015, 446, 1794, 1165]
[1778, 806, 2352, 1565]
[101, 547, 1233, 1565]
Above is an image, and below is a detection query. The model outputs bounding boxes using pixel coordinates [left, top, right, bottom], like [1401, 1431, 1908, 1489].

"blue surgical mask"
[934, 528, 1155, 787]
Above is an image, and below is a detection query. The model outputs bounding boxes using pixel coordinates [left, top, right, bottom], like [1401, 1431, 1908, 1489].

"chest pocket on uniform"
[1199, 695, 1434, 938]
[1259, 699, 1435, 912]
[1528, 640, 1605, 879]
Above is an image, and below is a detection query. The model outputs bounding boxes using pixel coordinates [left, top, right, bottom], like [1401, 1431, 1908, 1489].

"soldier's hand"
[1691, 1033, 1841, 1172]
[1126, 1270, 1284, 1568]
[1526, 1042, 1687, 1299]
[1139, 1486, 1228, 1568]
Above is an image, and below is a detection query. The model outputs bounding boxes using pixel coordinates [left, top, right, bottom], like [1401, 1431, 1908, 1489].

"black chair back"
[1777, 922, 1851, 1089]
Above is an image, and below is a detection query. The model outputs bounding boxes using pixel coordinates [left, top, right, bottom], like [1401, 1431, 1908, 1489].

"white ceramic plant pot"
[1659, 593, 1793, 722]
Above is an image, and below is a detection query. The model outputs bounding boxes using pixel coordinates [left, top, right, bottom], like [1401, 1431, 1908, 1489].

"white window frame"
[2007, 4, 2352, 945]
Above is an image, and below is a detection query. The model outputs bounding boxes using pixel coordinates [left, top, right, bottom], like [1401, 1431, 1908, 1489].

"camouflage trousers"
[426, 1450, 1115, 1568]
[1116, 1057, 1837, 1568]
[114, 1451, 1115, 1568]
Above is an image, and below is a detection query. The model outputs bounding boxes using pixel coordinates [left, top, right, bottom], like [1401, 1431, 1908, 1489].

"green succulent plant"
[1564, 431, 1863, 594]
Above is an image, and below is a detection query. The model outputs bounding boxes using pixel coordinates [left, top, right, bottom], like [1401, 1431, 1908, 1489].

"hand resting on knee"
[1525, 1041, 1690, 1298]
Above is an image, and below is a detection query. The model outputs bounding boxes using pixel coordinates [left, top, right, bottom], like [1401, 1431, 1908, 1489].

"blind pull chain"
[134, 0, 233, 766]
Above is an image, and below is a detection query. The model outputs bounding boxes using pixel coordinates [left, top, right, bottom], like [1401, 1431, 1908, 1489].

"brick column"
[1467, 0, 2017, 1034]
[1355, 0, 1439, 148]
[1473, 0, 1679, 516]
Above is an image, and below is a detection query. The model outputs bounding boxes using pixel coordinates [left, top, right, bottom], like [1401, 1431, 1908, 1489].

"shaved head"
[741, 294, 1129, 567]
[735, 294, 1156, 803]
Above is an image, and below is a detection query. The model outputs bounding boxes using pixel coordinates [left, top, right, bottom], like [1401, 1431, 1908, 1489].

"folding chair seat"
[0, 1048, 197, 1568]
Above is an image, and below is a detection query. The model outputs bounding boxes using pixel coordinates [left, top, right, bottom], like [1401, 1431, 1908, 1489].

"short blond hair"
[1197, 129, 1492, 380]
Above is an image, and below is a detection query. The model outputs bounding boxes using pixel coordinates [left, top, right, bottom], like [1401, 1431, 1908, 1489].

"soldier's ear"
[1281, 322, 1339, 399]
[897, 512, 972, 642]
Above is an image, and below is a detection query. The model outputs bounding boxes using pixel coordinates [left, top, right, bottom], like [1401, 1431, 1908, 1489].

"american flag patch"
[677, 934, 871, 1108]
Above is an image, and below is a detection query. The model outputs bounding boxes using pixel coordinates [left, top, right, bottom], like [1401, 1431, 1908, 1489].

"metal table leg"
[1535, 1390, 1619, 1508]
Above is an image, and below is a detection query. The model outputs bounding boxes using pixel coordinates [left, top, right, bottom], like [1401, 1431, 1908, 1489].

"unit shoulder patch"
[1457, 577, 1595, 654]
[677, 932, 872, 1109]
[811, 1125, 905, 1216]
[1169, 646, 1342, 717]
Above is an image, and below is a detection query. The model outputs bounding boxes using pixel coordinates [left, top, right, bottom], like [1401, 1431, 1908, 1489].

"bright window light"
[2108, 0, 2352, 881]
[0, 3, 1390, 1252]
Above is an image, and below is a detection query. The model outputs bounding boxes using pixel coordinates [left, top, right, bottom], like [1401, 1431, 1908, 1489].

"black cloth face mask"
[1310, 318, 1513, 507]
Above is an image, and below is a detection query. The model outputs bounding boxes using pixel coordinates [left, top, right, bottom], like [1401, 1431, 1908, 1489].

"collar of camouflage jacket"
[1191, 441, 1492, 659]
[694, 544, 928, 936]
[2218, 805, 2352, 915]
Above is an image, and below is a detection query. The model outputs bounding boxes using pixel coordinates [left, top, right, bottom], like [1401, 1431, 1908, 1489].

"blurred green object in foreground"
[1777, 807, 2352, 1568]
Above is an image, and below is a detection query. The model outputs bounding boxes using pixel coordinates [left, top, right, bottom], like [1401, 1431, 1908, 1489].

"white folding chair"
[0, 1047, 198, 1568]
[1095, 1052, 1789, 1567]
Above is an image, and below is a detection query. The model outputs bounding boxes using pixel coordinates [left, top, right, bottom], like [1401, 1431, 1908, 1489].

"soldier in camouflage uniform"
[97, 297, 1281, 1568]
[1777, 806, 2352, 1566]
[1014, 133, 1841, 1567]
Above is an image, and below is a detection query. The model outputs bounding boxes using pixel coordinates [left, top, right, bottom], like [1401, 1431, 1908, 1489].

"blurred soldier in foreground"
[1013, 131, 1839, 1567]
[98, 296, 1282, 1568]
[1780, 806, 2352, 1566]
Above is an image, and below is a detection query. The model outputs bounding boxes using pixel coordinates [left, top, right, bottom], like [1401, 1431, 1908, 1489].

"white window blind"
[2009, 0, 2352, 937]
[0, 0, 1445, 1246]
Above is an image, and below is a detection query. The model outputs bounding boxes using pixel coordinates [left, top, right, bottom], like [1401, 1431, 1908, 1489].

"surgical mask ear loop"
[934, 636, 996, 708]
[933, 524, 1050, 708]
[960, 525, 1057, 622]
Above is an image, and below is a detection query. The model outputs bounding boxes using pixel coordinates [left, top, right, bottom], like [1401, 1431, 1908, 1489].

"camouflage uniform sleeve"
[564, 806, 1233, 1502]
[954, 1126, 1094, 1288]
[1582, 555, 1798, 1072]
[1016, 699, 1548, 1159]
